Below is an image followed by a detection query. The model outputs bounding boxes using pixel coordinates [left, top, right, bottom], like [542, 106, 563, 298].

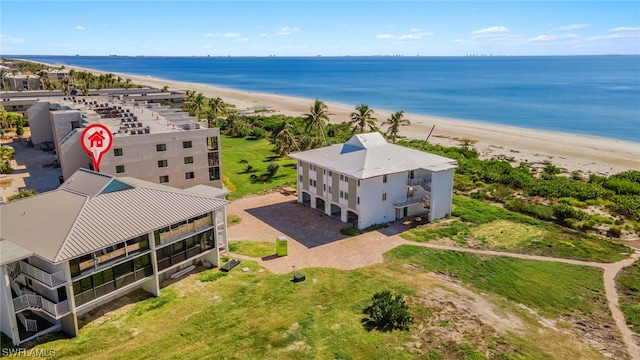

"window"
[114, 148, 123, 157]
[207, 137, 219, 151]
[158, 160, 168, 168]
[329, 186, 332, 193]
[116, 165, 125, 173]
[184, 156, 194, 164]
[382, 193, 387, 201]
[323, 169, 326, 175]
[323, 184, 326, 191]
[182, 141, 192, 148]
[71, 120, 80, 129]
[357, 197, 360, 204]
[383, 175, 387, 183]
[340, 190, 344, 198]
[185, 171, 195, 179]
[329, 171, 333, 177]
[340, 174, 344, 181]
[156, 143, 167, 152]
[209, 167, 220, 181]
[159, 175, 169, 183]
[344, 192, 349, 200]
[299, 175, 303, 183]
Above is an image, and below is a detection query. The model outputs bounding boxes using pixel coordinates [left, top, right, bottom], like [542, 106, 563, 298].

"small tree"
[267, 161, 280, 176]
[363, 290, 413, 331]
[8, 189, 37, 201]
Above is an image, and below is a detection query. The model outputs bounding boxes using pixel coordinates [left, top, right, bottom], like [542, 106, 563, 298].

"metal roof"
[0, 170, 229, 264]
[289, 133, 457, 179]
[0, 239, 34, 266]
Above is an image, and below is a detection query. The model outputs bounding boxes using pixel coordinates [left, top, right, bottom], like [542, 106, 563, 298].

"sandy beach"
[65, 65, 640, 176]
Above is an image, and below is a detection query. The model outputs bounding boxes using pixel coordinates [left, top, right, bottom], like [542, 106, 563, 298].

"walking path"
[226, 192, 640, 359]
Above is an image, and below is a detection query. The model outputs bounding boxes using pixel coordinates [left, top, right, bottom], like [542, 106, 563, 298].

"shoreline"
[35, 62, 640, 176]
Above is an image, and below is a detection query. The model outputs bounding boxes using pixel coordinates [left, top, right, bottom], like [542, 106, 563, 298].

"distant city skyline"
[1, 1, 639, 57]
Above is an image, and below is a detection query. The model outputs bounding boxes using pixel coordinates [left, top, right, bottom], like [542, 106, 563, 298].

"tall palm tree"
[383, 110, 411, 144]
[348, 104, 378, 134]
[0, 69, 6, 90]
[273, 121, 301, 156]
[303, 99, 332, 145]
[206, 97, 225, 127]
[191, 93, 206, 119]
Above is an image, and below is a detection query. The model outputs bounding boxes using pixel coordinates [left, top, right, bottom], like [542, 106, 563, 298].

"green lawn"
[220, 135, 297, 199]
[615, 260, 640, 334]
[229, 240, 276, 258]
[401, 196, 631, 263]
[28, 247, 611, 360]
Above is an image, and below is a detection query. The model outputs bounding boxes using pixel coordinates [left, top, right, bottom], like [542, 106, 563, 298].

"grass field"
[220, 135, 297, 199]
[229, 240, 276, 258]
[615, 260, 640, 334]
[401, 196, 631, 263]
[25, 247, 611, 360]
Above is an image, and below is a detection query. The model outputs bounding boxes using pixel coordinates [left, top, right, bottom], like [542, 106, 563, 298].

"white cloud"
[223, 33, 241, 38]
[74, 26, 86, 31]
[554, 24, 589, 31]
[409, 28, 422, 32]
[0, 34, 25, 44]
[204, 33, 219, 37]
[376, 34, 395, 39]
[529, 34, 581, 43]
[473, 26, 509, 34]
[259, 33, 272, 38]
[276, 26, 300, 35]
[453, 39, 465, 43]
[237, 38, 249, 42]
[589, 27, 640, 41]
[399, 34, 423, 40]
[201, 45, 213, 49]
[609, 27, 640, 33]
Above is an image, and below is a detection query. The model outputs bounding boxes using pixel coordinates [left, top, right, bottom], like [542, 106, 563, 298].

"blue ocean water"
[6, 55, 640, 142]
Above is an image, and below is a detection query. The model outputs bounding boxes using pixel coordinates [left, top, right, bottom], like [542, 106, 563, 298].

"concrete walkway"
[226, 192, 640, 360]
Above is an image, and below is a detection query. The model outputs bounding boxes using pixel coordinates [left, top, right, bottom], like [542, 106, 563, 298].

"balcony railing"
[13, 294, 71, 319]
[17, 313, 37, 332]
[158, 216, 213, 245]
[15, 261, 66, 288]
[393, 195, 428, 208]
[407, 177, 431, 192]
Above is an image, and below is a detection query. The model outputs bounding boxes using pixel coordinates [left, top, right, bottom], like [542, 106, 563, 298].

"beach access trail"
[228, 192, 640, 360]
[62, 65, 640, 177]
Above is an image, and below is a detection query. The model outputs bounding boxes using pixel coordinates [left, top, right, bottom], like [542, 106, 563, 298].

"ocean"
[5, 55, 640, 142]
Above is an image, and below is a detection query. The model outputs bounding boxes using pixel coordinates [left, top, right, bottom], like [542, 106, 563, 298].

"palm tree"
[303, 99, 332, 145]
[206, 97, 225, 127]
[191, 93, 206, 119]
[383, 110, 411, 144]
[160, 85, 169, 92]
[0, 69, 6, 90]
[348, 104, 378, 134]
[272, 121, 301, 156]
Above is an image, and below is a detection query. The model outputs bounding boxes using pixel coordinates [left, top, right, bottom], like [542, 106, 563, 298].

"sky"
[1, 1, 639, 56]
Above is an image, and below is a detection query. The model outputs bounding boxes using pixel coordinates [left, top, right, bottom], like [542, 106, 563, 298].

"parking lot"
[226, 191, 411, 274]
[0, 138, 62, 202]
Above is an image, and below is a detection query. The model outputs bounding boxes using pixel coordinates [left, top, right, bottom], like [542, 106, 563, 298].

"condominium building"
[2, 74, 41, 91]
[0, 169, 229, 345]
[25, 95, 222, 189]
[40, 69, 70, 83]
[289, 133, 457, 229]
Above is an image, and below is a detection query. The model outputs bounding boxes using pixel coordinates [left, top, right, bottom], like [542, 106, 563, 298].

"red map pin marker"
[81, 124, 113, 172]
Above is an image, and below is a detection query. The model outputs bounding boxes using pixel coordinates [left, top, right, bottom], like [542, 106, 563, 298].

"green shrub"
[267, 161, 279, 176]
[340, 227, 361, 236]
[553, 203, 587, 222]
[608, 226, 622, 238]
[363, 290, 413, 331]
[249, 127, 267, 140]
[7, 189, 37, 201]
[504, 200, 555, 221]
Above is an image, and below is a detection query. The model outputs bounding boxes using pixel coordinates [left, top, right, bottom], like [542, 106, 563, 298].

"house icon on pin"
[88, 130, 106, 147]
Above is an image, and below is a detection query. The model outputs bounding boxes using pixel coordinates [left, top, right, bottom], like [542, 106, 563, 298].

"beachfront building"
[2, 73, 41, 91]
[0, 169, 229, 345]
[289, 133, 457, 229]
[41, 69, 70, 83]
[24, 94, 222, 189]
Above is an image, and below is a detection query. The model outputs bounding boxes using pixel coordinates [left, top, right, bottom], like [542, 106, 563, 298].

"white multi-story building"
[25, 95, 222, 189]
[0, 169, 229, 345]
[289, 133, 457, 229]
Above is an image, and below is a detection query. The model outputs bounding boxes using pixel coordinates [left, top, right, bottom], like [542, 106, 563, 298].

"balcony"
[13, 293, 71, 319]
[407, 177, 431, 192]
[157, 216, 213, 244]
[15, 261, 66, 288]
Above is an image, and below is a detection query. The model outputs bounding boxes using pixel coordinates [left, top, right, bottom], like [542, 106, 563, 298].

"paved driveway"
[226, 192, 410, 274]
